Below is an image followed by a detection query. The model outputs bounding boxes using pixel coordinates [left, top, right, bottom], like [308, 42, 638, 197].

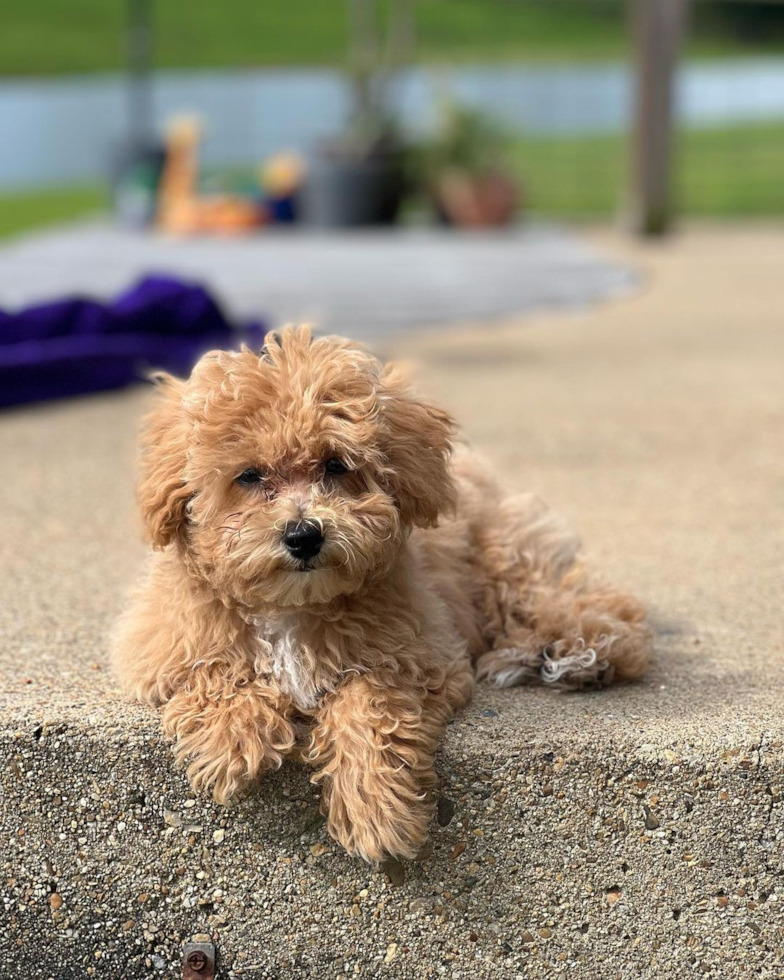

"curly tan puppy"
[112, 326, 650, 862]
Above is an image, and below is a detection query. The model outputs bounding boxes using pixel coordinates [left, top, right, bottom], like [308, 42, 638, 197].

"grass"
[0, 1, 627, 75]
[510, 121, 784, 218]
[5, 1, 784, 76]
[0, 185, 105, 240]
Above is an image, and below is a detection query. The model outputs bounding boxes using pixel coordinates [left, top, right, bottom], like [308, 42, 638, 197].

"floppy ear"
[379, 366, 456, 528]
[137, 374, 192, 549]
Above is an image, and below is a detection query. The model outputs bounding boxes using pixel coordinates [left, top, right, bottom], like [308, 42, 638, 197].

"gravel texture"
[2, 225, 783, 978]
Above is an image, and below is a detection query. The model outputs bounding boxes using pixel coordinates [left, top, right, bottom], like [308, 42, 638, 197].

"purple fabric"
[0, 275, 266, 408]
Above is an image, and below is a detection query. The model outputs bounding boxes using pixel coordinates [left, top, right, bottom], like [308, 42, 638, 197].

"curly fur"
[112, 325, 650, 862]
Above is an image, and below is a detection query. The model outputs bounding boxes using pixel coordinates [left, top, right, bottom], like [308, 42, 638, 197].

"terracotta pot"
[435, 169, 519, 227]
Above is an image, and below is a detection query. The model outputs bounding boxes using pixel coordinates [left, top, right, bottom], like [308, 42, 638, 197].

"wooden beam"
[626, 0, 688, 236]
[127, 0, 154, 151]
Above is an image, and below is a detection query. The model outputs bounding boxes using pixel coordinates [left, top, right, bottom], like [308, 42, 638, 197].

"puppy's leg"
[112, 569, 296, 803]
[307, 659, 473, 862]
[162, 676, 296, 804]
[475, 494, 651, 689]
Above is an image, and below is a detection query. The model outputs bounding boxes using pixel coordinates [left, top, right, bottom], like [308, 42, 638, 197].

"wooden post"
[127, 0, 154, 152]
[626, 0, 687, 236]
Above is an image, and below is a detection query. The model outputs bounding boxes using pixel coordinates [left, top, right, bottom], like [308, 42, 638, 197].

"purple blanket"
[0, 275, 266, 408]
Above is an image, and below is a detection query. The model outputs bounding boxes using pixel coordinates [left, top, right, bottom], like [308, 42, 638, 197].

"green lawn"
[0, 1, 624, 75]
[0, 186, 105, 240]
[510, 121, 784, 218]
[4, 0, 784, 75]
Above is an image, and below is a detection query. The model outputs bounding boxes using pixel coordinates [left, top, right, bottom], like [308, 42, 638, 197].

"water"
[1, 59, 783, 190]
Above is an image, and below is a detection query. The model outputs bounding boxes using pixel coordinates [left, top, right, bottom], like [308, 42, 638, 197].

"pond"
[1, 58, 783, 189]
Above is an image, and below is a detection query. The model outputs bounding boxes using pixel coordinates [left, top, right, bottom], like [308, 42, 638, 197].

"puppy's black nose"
[282, 520, 324, 561]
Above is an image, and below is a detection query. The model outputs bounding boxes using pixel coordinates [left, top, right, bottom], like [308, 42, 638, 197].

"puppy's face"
[138, 327, 455, 608]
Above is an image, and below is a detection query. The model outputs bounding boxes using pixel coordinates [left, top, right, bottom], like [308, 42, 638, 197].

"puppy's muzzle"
[282, 520, 324, 561]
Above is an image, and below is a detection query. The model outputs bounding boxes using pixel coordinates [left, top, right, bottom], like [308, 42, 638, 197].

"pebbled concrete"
[1, 224, 783, 979]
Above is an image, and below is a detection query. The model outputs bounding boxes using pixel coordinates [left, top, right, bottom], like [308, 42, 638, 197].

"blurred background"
[2, 0, 784, 234]
[1, 0, 783, 403]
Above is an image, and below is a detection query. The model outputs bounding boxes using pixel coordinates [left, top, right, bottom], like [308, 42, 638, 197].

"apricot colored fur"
[112, 326, 650, 862]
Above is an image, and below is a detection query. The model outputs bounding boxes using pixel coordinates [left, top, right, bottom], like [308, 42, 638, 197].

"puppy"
[112, 326, 650, 862]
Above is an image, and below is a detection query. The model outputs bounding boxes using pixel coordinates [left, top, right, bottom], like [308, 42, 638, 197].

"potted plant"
[302, 0, 414, 227]
[413, 102, 520, 228]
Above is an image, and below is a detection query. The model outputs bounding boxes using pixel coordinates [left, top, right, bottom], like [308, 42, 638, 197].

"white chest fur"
[252, 615, 320, 710]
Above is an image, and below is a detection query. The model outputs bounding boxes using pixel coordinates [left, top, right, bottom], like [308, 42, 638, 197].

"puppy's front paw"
[162, 686, 296, 804]
[319, 769, 430, 863]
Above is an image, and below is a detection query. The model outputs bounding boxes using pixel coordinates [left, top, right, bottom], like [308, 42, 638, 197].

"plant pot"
[302, 147, 406, 227]
[434, 169, 519, 228]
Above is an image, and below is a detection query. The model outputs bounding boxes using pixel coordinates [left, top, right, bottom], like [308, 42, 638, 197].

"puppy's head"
[138, 326, 455, 608]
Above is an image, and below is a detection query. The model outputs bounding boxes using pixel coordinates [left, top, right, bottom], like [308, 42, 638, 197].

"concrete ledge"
[3, 226, 784, 977]
[2, 681, 782, 979]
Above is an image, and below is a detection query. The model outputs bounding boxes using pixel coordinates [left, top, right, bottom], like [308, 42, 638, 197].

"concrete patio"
[1, 225, 782, 979]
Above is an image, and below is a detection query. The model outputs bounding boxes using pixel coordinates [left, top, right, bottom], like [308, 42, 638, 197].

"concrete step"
[0, 668, 784, 980]
[2, 681, 782, 979]
[2, 384, 782, 979]
[3, 225, 784, 978]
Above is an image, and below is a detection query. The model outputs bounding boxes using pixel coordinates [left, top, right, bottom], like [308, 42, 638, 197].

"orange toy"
[157, 116, 263, 236]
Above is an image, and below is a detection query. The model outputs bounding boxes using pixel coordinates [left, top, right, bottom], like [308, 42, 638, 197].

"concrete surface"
[1, 225, 783, 979]
[0, 222, 636, 338]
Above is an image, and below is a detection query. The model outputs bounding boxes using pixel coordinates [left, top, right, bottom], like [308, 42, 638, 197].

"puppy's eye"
[236, 467, 264, 487]
[324, 458, 349, 476]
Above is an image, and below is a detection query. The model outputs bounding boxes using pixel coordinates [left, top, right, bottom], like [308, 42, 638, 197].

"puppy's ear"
[137, 373, 191, 549]
[379, 366, 456, 528]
